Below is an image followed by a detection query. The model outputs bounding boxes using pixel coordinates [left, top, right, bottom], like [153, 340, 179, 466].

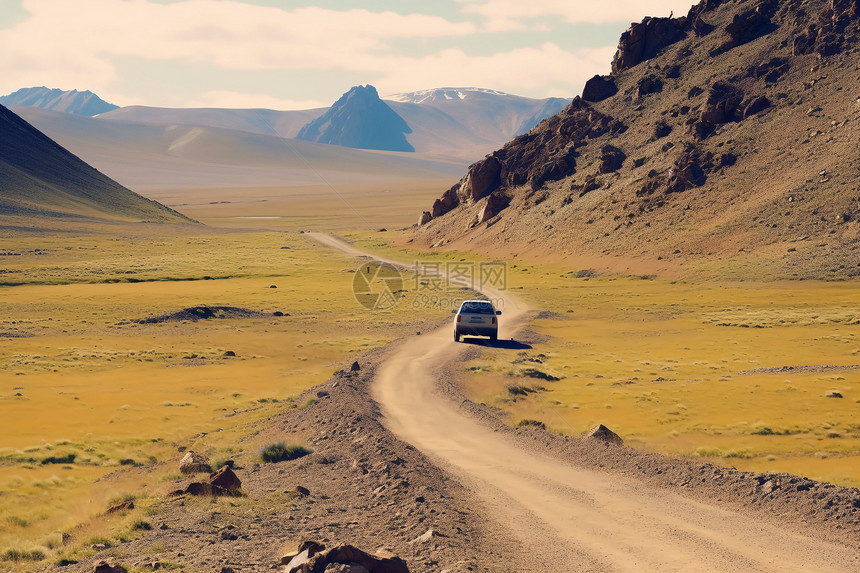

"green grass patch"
[516, 419, 547, 430]
[40, 453, 76, 465]
[260, 443, 311, 464]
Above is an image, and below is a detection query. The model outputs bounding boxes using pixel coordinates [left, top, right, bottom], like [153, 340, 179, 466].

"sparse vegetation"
[516, 419, 547, 430]
[260, 443, 311, 464]
[40, 453, 76, 465]
[1, 548, 46, 562]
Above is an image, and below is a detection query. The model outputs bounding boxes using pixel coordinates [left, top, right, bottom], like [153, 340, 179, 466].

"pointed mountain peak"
[296, 84, 414, 152]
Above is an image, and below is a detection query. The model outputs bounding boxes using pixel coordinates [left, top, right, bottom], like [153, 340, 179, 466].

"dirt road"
[309, 233, 858, 572]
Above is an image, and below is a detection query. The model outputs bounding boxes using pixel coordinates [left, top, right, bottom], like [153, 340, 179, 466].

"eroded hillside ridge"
[416, 0, 860, 278]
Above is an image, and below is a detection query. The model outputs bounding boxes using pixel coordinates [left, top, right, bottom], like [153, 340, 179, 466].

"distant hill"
[0, 104, 191, 224]
[414, 0, 860, 280]
[15, 107, 466, 192]
[0, 87, 118, 117]
[297, 85, 414, 152]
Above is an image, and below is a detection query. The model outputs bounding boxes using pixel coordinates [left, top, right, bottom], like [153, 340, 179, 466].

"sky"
[0, 0, 697, 110]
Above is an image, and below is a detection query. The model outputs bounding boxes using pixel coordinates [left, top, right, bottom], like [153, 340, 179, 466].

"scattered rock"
[179, 451, 211, 475]
[599, 145, 626, 174]
[223, 350, 237, 357]
[283, 542, 409, 573]
[177, 465, 242, 497]
[410, 529, 444, 544]
[637, 74, 664, 97]
[93, 559, 125, 573]
[270, 285, 278, 289]
[826, 391, 843, 398]
[418, 211, 432, 226]
[296, 485, 311, 496]
[351, 361, 361, 371]
[584, 424, 624, 446]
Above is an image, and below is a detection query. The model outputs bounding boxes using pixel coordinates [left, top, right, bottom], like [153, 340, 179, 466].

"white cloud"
[0, 0, 477, 95]
[373, 43, 616, 100]
[0, 0, 684, 107]
[458, 0, 697, 30]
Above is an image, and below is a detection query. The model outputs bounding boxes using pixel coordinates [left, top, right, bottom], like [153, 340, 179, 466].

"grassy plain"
[346, 230, 860, 488]
[0, 227, 451, 567]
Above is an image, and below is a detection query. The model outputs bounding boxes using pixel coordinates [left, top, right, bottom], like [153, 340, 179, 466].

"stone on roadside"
[585, 424, 624, 446]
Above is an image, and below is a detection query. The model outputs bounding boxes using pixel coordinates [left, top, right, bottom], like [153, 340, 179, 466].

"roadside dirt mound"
[134, 306, 269, 323]
[414, 0, 860, 279]
[74, 348, 519, 572]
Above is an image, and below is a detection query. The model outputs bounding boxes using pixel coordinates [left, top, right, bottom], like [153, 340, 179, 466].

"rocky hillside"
[414, 0, 860, 279]
[297, 85, 414, 152]
[0, 86, 118, 116]
[0, 104, 191, 225]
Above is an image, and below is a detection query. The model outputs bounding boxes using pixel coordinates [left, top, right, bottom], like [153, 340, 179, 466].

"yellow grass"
[345, 229, 860, 488]
[0, 228, 451, 565]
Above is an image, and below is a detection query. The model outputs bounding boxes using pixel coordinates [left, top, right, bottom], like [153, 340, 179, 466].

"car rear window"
[460, 301, 495, 314]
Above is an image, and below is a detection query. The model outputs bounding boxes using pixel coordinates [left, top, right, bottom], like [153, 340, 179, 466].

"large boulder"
[460, 156, 502, 202]
[179, 451, 211, 474]
[209, 465, 242, 493]
[581, 75, 618, 102]
[478, 192, 510, 224]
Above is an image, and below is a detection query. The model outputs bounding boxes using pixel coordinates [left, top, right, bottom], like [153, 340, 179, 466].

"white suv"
[452, 299, 501, 342]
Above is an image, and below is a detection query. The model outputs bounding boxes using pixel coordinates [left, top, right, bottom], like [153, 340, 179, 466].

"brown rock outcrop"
[460, 156, 502, 202]
[582, 75, 618, 102]
[611, 17, 686, 73]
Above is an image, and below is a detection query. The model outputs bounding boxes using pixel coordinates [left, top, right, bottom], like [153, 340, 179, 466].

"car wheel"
[490, 331, 497, 342]
[454, 330, 461, 342]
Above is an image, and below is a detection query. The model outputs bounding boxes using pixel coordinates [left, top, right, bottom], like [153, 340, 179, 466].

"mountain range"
[414, 0, 860, 280]
[0, 87, 118, 117]
[5, 86, 569, 161]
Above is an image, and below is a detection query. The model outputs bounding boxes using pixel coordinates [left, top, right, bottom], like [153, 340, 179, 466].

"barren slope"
[0, 104, 190, 225]
[414, 0, 860, 280]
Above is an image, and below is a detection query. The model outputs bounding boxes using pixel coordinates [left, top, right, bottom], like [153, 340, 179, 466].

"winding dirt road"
[309, 233, 858, 572]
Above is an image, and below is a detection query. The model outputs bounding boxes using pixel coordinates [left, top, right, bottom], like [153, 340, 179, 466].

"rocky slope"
[0, 87, 118, 117]
[297, 85, 415, 152]
[414, 0, 860, 279]
[0, 104, 191, 225]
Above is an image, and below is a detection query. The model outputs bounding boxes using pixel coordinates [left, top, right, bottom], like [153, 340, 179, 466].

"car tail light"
[492, 317, 496, 324]
[456, 315, 461, 322]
